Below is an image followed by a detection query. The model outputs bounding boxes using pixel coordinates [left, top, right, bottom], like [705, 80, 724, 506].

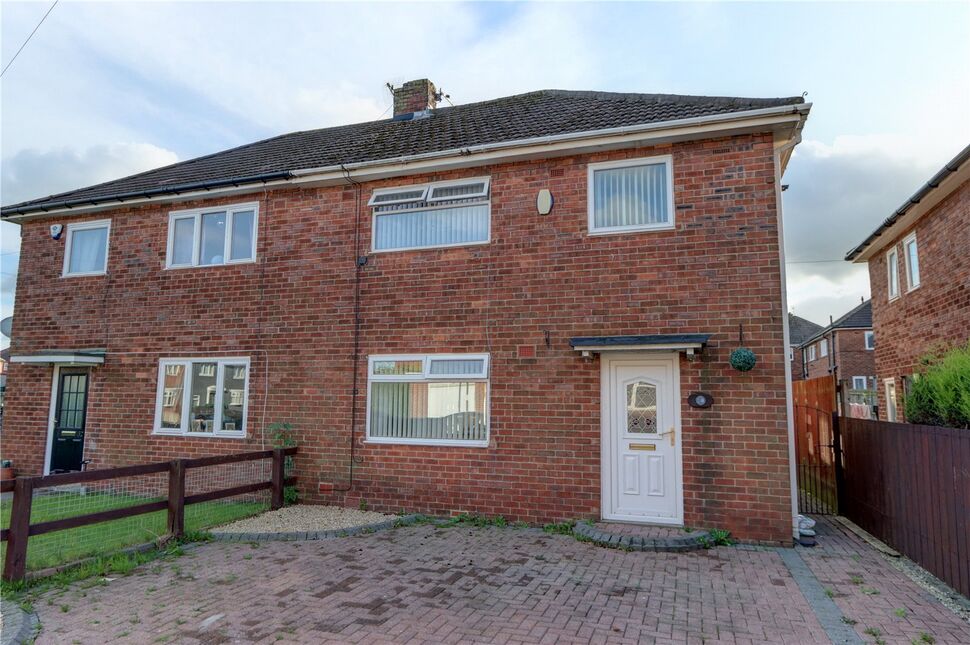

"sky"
[2, 1, 969, 349]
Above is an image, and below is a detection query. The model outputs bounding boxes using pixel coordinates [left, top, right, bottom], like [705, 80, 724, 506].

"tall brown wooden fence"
[792, 375, 838, 514]
[838, 417, 970, 598]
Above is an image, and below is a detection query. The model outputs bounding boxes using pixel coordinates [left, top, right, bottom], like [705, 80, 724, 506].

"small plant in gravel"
[864, 627, 886, 645]
[542, 521, 576, 535]
[894, 607, 907, 618]
[824, 589, 836, 598]
[841, 616, 857, 625]
[914, 633, 935, 644]
[850, 575, 865, 585]
[861, 586, 880, 595]
[358, 499, 369, 511]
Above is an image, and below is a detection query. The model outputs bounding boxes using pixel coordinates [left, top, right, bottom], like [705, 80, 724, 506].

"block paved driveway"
[31, 517, 970, 644]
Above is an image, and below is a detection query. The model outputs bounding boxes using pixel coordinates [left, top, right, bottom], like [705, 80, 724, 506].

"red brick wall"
[790, 345, 806, 382]
[1, 134, 794, 543]
[834, 329, 875, 387]
[802, 336, 833, 379]
[867, 179, 970, 421]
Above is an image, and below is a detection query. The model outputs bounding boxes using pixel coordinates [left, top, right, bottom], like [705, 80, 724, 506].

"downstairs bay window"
[366, 354, 489, 446]
[153, 358, 249, 437]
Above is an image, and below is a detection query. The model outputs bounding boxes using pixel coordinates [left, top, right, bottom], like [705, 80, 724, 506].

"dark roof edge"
[2, 172, 294, 216]
[570, 334, 711, 347]
[846, 143, 970, 260]
[797, 301, 872, 347]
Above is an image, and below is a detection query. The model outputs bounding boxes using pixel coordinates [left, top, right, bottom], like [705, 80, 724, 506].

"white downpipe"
[774, 134, 802, 539]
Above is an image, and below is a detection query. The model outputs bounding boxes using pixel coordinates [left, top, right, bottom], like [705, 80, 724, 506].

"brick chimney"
[392, 79, 438, 117]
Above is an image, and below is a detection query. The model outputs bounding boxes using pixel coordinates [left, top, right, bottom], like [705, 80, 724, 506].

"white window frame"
[886, 246, 900, 300]
[852, 376, 867, 390]
[425, 177, 491, 202]
[367, 185, 429, 207]
[864, 331, 875, 350]
[62, 219, 111, 277]
[152, 357, 250, 438]
[808, 344, 817, 361]
[884, 377, 898, 422]
[587, 155, 676, 236]
[370, 177, 492, 253]
[165, 202, 259, 269]
[819, 338, 828, 358]
[366, 353, 490, 447]
[903, 232, 920, 292]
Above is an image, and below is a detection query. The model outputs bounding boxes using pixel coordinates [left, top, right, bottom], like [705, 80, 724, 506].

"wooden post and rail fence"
[1, 447, 297, 583]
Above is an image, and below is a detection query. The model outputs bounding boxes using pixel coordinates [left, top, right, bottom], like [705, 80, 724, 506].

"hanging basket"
[729, 347, 757, 372]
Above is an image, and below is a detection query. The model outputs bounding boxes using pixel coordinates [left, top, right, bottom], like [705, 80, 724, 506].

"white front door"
[602, 355, 683, 524]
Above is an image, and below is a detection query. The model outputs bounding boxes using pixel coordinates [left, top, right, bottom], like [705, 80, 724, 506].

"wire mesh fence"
[1, 448, 295, 579]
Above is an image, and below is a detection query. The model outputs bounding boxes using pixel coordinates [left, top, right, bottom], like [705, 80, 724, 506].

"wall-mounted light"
[536, 189, 553, 215]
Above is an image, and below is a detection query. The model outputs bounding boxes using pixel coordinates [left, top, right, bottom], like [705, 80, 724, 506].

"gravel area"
[214, 505, 394, 534]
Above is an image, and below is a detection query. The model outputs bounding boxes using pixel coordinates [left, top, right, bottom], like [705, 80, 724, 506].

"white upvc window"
[819, 338, 828, 358]
[587, 155, 675, 235]
[808, 344, 817, 361]
[884, 377, 898, 422]
[903, 233, 920, 291]
[852, 376, 867, 390]
[63, 219, 111, 277]
[370, 177, 490, 252]
[366, 353, 489, 447]
[864, 331, 875, 350]
[886, 246, 900, 300]
[166, 202, 258, 268]
[153, 357, 250, 437]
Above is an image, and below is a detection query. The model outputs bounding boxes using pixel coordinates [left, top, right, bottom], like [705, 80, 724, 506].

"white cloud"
[1, 142, 179, 206]
[781, 134, 956, 323]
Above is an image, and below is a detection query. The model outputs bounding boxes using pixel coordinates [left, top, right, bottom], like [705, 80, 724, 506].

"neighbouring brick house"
[797, 300, 875, 388]
[788, 313, 822, 382]
[0, 80, 811, 543]
[846, 144, 970, 423]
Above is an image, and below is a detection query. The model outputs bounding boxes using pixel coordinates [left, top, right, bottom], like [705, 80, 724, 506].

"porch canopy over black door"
[50, 369, 89, 473]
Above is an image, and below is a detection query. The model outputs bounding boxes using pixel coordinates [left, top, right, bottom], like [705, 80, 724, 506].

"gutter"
[846, 143, 970, 261]
[2, 103, 810, 222]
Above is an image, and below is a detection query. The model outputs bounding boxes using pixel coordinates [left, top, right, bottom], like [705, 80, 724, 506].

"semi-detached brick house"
[0, 80, 811, 543]
[846, 144, 970, 423]
[797, 300, 875, 389]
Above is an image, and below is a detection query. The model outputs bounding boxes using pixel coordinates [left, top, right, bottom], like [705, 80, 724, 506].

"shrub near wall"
[904, 341, 970, 429]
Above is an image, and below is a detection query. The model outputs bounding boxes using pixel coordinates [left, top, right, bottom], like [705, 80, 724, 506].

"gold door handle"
[668, 427, 675, 447]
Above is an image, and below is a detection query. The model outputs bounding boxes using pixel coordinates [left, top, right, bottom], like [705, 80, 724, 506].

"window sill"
[61, 271, 107, 278]
[164, 259, 257, 271]
[587, 223, 675, 236]
[370, 239, 490, 254]
[365, 438, 490, 448]
[906, 284, 921, 294]
[152, 430, 247, 440]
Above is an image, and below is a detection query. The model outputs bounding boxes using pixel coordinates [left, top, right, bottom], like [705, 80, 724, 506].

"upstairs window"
[808, 345, 817, 361]
[63, 220, 110, 277]
[903, 233, 920, 291]
[886, 246, 900, 300]
[370, 178, 490, 252]
[367, 354, 489, 446]
[153, 357, 249, 437]
[864, 331, 875, 350]
[819, 338, 828, 358]
[588, 156, 674, 235]
[167, 202, 258, 268]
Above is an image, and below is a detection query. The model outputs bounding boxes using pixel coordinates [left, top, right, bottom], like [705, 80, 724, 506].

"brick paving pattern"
[28, 519, 970, 644]
[801, 517, 970, 644]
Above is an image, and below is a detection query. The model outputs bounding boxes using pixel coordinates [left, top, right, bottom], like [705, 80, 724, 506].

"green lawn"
[1, 491, 266, 571]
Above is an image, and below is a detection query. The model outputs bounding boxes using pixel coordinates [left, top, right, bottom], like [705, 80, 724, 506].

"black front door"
[49, 369, 89, 473]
